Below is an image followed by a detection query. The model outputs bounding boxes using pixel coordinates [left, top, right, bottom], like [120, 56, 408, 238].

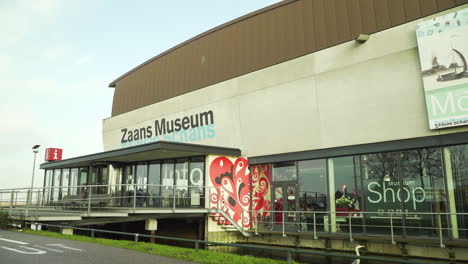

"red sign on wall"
[45, 148, 63, 161]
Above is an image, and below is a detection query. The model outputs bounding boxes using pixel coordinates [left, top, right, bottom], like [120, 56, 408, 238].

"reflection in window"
[298, 159, 327, 211]
[70, 168, 79, 195]
[161, 160, 174, 207]
[148, 162, 161, 207]
[272, 161, 296, 182]
[61, 169, 70, 197]
[189, 157, 204, 207]
[175, 159, 189, 206]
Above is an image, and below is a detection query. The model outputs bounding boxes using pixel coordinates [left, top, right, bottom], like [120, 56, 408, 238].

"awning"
[40, 141, 241, 169]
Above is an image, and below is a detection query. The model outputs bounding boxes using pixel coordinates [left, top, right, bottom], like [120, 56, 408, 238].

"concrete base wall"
[209, 232, 468, 261]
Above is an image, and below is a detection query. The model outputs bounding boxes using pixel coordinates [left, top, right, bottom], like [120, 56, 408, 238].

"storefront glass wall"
[255, 144, 468, 239]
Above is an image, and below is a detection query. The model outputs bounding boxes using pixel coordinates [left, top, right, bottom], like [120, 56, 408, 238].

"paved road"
[0, 230, 195, 264]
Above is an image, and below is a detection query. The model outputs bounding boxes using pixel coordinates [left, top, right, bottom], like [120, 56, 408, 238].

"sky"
[0, 0, 282, 189]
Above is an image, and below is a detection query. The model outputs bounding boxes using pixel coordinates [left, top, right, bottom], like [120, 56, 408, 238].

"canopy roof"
[40, 141, 241, 169]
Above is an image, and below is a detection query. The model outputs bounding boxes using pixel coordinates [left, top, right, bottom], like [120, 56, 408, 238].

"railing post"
[91, 229, 95, 238]
[87, 187, 92, 214]
[348, 213, 353, 241]
[135, 233, 139, 243]
[287, 249, 292, 264]
[282, 212, 286, 237]
[390, 213, 395, 244]
[195, 242, 199, 252]
[133, 184, 137, 213]
[313, 212, 317, 239]
[172, 184, 176, 211]
[437, 213, 445, 248]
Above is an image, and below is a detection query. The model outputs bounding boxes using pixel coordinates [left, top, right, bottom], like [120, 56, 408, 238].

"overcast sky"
[0, 0, 281, 189]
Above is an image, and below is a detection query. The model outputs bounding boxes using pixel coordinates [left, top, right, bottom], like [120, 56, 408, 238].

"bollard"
[135, 233, 139, 243]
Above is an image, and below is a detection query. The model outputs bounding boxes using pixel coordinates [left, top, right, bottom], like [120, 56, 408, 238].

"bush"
[0, 211, 12, 229]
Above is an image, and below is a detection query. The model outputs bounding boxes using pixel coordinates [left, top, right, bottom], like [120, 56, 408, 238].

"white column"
[328, 159, 336, 233]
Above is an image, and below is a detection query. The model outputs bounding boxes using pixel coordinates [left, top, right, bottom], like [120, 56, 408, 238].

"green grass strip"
[23, 230, 299, 264]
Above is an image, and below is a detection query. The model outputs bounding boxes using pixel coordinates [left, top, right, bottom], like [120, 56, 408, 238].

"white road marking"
[1, 246, 47, 254]
[46, 244, 84, 251]
[34, 245, 64, 253]
[0, 238, 29, 245]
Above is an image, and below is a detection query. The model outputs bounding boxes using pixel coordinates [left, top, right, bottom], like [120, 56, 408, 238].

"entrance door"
[273, 181, 298, 231]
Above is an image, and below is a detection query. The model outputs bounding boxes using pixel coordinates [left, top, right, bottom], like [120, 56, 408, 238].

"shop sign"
[366, 181, 425, 211]
[45, 148, 63, 161]
[416, 8, 468, 129]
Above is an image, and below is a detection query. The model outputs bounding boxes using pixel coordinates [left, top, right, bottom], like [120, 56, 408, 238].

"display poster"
[416, 8, 468, 129]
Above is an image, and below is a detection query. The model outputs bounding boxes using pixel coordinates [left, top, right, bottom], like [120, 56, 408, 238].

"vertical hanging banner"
[416, 8, 468, 129]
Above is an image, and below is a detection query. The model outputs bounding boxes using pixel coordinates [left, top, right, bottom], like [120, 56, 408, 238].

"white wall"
[102, 5, 468, 157]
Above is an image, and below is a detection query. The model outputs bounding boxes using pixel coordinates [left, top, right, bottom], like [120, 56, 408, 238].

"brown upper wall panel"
[110, 0, 467, 117]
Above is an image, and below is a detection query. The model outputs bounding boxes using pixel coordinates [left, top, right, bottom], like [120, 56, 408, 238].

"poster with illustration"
[416, 7, 468, 129]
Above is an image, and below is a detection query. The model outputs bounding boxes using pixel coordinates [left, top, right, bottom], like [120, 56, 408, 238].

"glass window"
[148, 162, 161, 207]
[78, 167, 88, 196]
[44, 170, 53, 204]
[70, 168, 79, 195]
[175, 159, 189, 207]
[189, 157, 204, 207]
[52, 169, 62, 201]
[61, 169, 70, 197]
[272, 161, 296, 182]
[446, 145, 468, 239]
[161, 160, 175, 207]
[298, 159, 327, 211]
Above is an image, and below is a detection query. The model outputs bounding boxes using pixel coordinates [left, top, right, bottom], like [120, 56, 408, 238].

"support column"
[145, 219, 158, 243]
[443, 147, 459, 239]
[328, 159, 336, 233]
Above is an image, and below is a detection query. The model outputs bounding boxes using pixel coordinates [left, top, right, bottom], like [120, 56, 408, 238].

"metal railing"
[2, 184, 468, 246]
[23, 222, 439, 264]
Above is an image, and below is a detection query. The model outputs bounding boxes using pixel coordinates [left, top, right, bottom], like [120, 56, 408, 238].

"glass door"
[273, 181, 298, 231]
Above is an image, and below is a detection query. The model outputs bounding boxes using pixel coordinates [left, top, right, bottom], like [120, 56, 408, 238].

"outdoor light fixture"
[355, 34, 370, 43]
[28, 145, 41, 213]
[383, 173, 392, 182]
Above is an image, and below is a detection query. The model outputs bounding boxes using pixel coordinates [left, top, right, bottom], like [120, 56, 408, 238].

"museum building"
[40, 0, 468, 259]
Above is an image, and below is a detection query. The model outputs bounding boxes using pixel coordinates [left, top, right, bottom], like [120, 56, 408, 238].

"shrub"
[0, 211, 12, 229]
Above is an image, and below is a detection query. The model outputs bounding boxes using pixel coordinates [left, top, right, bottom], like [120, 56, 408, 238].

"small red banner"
[45, 148, 63, 161]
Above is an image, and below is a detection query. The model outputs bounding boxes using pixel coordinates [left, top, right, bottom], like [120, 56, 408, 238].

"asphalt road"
[0, 230, 195, 264]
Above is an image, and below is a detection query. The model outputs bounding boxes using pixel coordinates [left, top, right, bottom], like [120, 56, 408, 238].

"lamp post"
[29, 145, 40, 205]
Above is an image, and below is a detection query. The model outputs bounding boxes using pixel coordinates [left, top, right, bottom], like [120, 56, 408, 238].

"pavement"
[0, 229, 196, 264]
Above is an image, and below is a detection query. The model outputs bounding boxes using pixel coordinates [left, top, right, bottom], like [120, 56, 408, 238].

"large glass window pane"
[189, 157, 204, 207]
[44, 170, 53, 204]
[331, 156, 363, 234]
[447, 145, 468, 239]
[298, 159, 327, 211]
[122, 165, 135, 206]
[298, 159, 328, 232]
[135, 163, 148, 207]
[272, 161, 296, 182]
[148, 162, 161, 207]
[175, 159, 189, 207]
[78, 167, 88, 195]
[61, 169, 70, 197]
[52, 169, 62, 202]
[161, 160, 175, 207]
[400, 148, 446, 237]
[70, 168, 79, 195]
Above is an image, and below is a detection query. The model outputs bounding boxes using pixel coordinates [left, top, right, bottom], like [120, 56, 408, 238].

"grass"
[23, 229, 298, 264]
